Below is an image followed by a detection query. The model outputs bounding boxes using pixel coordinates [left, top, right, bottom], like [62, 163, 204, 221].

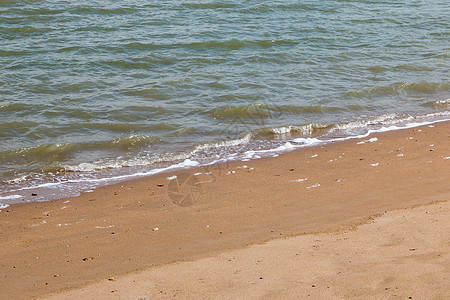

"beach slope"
[0, 121, 449, 299]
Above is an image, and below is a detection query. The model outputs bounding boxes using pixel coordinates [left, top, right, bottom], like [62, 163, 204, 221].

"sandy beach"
[43, 199, 450, 300]
[1, 121, 449, 299]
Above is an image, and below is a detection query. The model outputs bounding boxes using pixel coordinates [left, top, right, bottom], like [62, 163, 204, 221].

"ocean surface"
[1, 0, 449, 207]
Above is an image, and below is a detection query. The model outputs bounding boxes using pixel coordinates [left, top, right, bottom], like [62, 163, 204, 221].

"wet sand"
[0, 121, 449, 299]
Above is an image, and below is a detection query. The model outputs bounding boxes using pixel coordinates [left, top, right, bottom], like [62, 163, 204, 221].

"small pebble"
[108, 277, 114, 281]
[82, 257, 94, 261]
[153, 227, 159, 231]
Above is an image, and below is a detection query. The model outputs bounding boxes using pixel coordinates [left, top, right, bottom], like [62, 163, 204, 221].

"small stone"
[31, 193, 38, 196]
[82, 257, 94, 261]
[108, 277, 114, 281]
[54, 274, 59, 277]
[259, 277, 263, 279]
[153, 227, 159, 231]
[312, 284, 317, 287]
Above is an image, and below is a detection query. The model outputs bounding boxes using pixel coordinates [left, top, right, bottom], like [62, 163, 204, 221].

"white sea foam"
[6, 175, 29, 184]
[273, 142, 294, 151]
[435, 98, 450, 104]
[357, 137, 378, 144]
[292, 178, 308, 182]
[0, 194, 22, 200]
[291, 137, 321, 145]
[307, 183, 321, 189]
[192, 133, 252, 153]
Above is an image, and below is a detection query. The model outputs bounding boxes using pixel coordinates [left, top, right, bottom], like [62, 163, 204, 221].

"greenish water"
[0, 0, 449, 205]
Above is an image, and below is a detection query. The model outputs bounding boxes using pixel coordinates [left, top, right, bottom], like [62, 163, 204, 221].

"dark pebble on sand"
[82, 257, 94, 261]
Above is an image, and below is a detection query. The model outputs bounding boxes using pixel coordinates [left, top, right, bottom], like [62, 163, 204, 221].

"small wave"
[74, 26, 115, 32]
[55, 133, 252, 173]
[0, 103, 38, 113]
[100, 60, 166, 71]
[368, 66, 389, 73]
[0, 26, 50, 35]
[0, 143, 78, 162]
[247, 3, 314, 13]
[423, 98, 450, 109]
[393, 64, 433, 72]
[71, 6, 137, 15]
[183, 2, 238, 9]
[59, 151, 192, 172]
[192, 133, 252, 153]
[110, 135, 163, 149]
[255, 123, 331, 136]
[0, 135, 163, 162]
[256, 112, 450, 140]
[208, 104, 342, 121]
[345, 82, 450, 98]
[0, 49, 31, 56]
[208, 104, 274, 121]
[124, 39, 297, 52]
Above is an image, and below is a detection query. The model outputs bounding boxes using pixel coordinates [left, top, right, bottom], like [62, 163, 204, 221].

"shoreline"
[0, 121, 449, 299]
[1, 112, 449, 208]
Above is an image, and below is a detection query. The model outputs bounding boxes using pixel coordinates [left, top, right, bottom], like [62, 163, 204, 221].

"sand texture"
[43, 200, 450, 300]
[0, 121, 449, 299]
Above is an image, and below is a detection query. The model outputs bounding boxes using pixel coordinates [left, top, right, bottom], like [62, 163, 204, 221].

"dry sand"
[0, 121, 449, 299]
[43, 200, 450, 300]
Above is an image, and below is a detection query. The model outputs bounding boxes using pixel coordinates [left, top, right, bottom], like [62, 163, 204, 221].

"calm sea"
[1, 0, 449, 206]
